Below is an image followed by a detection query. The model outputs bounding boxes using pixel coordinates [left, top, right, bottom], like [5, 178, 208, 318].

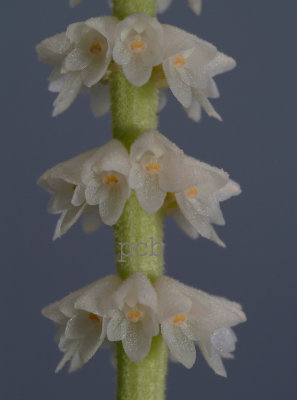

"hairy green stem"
[110, 1, 167, 399]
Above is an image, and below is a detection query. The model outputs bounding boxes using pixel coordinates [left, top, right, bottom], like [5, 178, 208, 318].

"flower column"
[110, 1, 168, 400]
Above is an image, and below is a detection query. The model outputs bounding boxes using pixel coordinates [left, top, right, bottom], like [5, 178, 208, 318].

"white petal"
[53, 203, 87, 240]
[122, 322, 152, 362]
[206, 53, 236, 78]
[55, 342, 78, 373]
[49, 74, 67, 93]
[122, 58, 152, 87]
[36, 33, 71, 66]
[154, 276, 192, 322]
[75, 275, 122, 316]
[161, 321, 196, 368]
[86, 16, 118, 46]
[162, 25, 204, 59]
[62, 48, 91, 72]
[38, 148, 97, 189]
[81, 61, 108, 87]
[162, 59, 192, 108]
[79, 325, 106, 363]
[188, 0, 202, 15]
[90, 83, 110, 117]
[97, 140, 130, 176]
[68, 351, 84, 372]
[65, 313, 93, 339]
[157, 0, 172, 13]
[85, 178, 106, 205]
[107, 311, 128, 341]
[81, 206, 102, 233]
[192, 89, 222, 121]
[130, 130, 182, 162]
[173, 210, 199, 239]
[99, 180, 130, 225]
[184, 99, 202, 122]
[215, 180, 241, 202]
[211, 327, 237, 355]
[48, 190, 73, 213]
[71, 185, 85, 206]
[198, 338, 227, 377]
[129, 163, 166, 214]
[111, 272, 157, 311]
[53, 73, 82, 117]
[158, 90, 168, 112]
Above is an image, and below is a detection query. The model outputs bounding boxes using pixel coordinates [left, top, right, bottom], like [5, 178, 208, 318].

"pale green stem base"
[116, 337, 167, 400]
[110, 0, 168, 396]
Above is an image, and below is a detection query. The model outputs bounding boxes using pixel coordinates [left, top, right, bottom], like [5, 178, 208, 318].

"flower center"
[89, 313, 101, 322]
[172, 314, 187, 326]
[104, 175, 119, 185]
[186, 187, 198, 199]
[127, 309, 143, 323]
[72, 184, 77, 191]
[173, 55, 186, 68]
[130, 36, 145, 53]
[146, 162, 161, 174]
[90, 42, 102, 54]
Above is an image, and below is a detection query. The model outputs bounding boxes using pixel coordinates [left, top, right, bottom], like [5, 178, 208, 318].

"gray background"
[1, 0, 296, 398]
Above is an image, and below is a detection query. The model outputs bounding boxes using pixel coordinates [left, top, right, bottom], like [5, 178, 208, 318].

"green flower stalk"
[111, 2, 168, 399]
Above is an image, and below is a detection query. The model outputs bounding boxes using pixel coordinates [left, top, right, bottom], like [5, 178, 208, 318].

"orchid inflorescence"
[38, 130, 240, 246]
[36, 13, 235, 120]
[43, 272, 246, 376]
[38, 0, 246, 387]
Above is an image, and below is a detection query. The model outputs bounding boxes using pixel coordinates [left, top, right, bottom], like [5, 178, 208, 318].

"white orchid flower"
[129, 130, 198, 215]
[162, 25, 236, 121]
[38, 148, 102, 239]
[36, 16, 117, 116]
[81, 140, 131, 226]
[163, 156, 241, 246]
[113, 13, 163, 86]
[155, 276, 246, 375]
[106, 273, 159, 363]
[42, 275, 121, 372]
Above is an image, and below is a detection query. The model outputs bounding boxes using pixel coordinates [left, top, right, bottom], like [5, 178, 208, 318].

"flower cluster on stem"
[37, 13, 235, 120]
[43, 272, 246, 376]
[38, 131, 240, 246]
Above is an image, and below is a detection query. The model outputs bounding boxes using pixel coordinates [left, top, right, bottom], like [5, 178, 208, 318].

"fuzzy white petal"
[90, 83, 110, 117]
[81, 206, 102, 233]
[107, 311, 129, 341]
[52, 73, 82, 117]
[36, 33, 71, 66]
[157, 0, 172, 13]
[129, 163, 166, 214]
[173, 210, 200, 239]
[75, 275, 122, 316]
[155, 276, 192, 321]
[161, 321, 196, 368]
[188, 0, 202, 15]
[53, 203, 87, 239]
[122, 322, 152, 363]
[111, 272, 157, 311]
[99, 181, 130, 225]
